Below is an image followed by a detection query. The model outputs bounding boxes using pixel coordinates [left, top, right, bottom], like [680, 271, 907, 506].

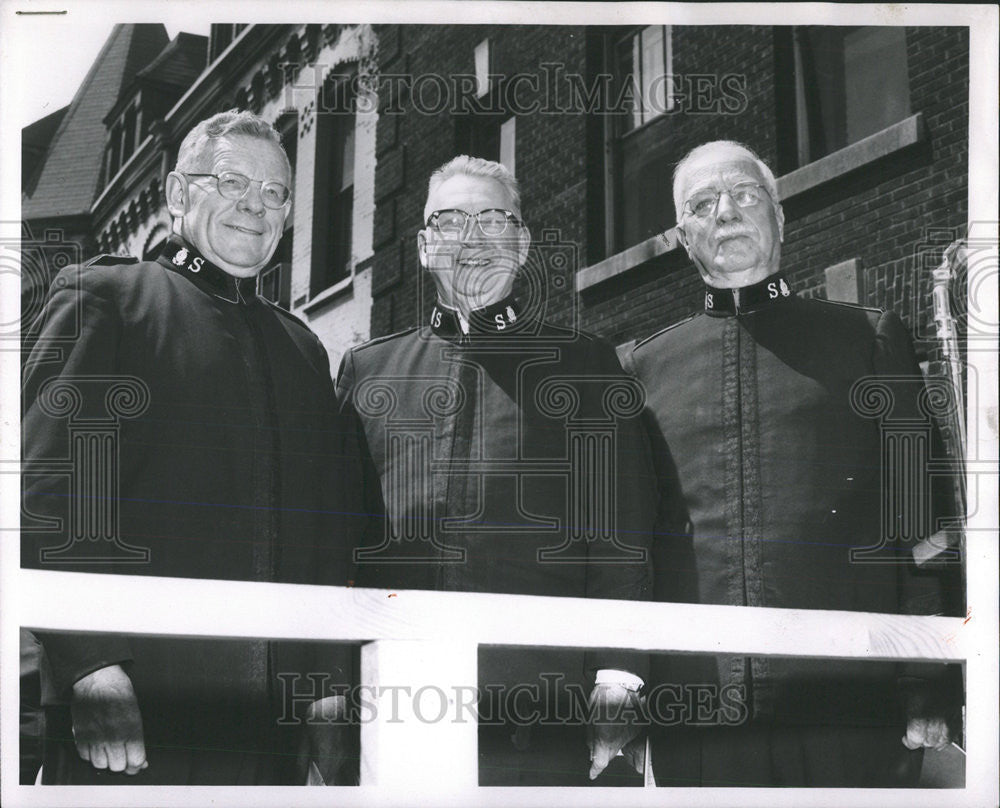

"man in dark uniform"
[22, 110, 361, 784]
[337, 156, 658, 785]
[619, 141, 961, 787]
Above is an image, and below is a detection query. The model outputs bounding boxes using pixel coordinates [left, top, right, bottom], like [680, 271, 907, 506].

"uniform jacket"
[22, 237, 363, 755]
[619, 272, 956, 723]
[337, 295, 658, 695]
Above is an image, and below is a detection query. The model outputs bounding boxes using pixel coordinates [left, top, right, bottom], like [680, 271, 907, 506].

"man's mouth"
[226, 224, 262, 236]
[716, 231, 753, 244]
[458, 257, 492, 267]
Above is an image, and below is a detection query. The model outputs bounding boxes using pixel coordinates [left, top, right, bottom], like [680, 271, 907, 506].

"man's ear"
[775, 202, 785, 243]
[516, 224, 531, 269]
[676, 224, 690, 255]
[165, 172, 188, 218]
[417, 229, 429, 269]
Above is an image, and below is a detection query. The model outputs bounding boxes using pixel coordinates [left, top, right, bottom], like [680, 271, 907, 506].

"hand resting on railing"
[70, 664, 148, 776]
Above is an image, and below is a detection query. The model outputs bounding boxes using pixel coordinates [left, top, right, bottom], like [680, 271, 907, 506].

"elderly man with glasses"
[22, 110, 363, 784]
[618, 140, 962, 787]
[336, 155, 660, 785]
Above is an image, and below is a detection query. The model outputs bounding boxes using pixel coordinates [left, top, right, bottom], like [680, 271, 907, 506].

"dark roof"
[22, 24, 169, 220]
[137, 32, 208, 90]
[22, 106, 69, 191]
[22, 106, 69, 152]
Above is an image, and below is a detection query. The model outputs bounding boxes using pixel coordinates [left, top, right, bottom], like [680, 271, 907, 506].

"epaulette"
[350, 326, 421, 353]
[84, 254, 139, 267]
[810, 297, 884, 315]
[632, 311, 702, 351]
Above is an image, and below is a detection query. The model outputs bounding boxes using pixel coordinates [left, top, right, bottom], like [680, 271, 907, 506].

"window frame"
[308, 63, 359, 300]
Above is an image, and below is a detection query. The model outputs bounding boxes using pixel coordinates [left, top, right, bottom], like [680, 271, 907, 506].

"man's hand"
[901, 679, 959, 752]
[303, 695, 352, 785]
[70, 664, 147, 775]
[586, 683, 645, 780]
[903, 717, 951, 751]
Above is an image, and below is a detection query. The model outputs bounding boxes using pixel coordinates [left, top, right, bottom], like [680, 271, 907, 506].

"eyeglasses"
[682, 182, 771, 220]
[183, 171, 291, 209]
[425, 209, 523, 238]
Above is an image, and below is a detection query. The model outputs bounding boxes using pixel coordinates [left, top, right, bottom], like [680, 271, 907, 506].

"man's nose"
[715, 191, 742, 223]
[458, 215, 480, 243]
[237, 182, 266, 216]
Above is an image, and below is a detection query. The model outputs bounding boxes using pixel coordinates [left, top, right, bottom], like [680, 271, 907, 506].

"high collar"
[429, 294, 527, 340]
[157, 236, 259, 305]
[703, 271, 795, 316]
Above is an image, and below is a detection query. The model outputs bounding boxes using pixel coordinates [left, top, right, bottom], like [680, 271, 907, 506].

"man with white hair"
[23, 110, 362, 784]
[337, 155, 659, 785]
[619, 140, 960, 787]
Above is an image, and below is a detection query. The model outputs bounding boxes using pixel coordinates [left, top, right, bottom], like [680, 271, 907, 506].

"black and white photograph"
[1, 2, 997, 806]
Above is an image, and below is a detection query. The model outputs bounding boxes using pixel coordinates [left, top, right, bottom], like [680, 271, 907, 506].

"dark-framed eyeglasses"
[682, 182, 771, 220]
[425, 208, 524, 238]
[183, 171, 291, 209]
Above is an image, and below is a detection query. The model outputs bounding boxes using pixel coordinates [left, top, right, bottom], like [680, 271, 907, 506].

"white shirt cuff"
[594, 669, 645, 691]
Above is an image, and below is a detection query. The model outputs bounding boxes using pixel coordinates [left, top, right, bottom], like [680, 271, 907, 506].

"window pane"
[792, 26, 910, 166]
[631, 34, 642, 128]
[499, 117, 516, 175]
[640, 26, 665, 122]
[475, 39, 491, 98]
[844, 27, 909, 143]
[341, 124, 355, 190]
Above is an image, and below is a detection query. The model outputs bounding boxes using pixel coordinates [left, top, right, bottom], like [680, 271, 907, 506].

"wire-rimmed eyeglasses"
[183, 171, 291, 209]
[682, 182, 771, 220]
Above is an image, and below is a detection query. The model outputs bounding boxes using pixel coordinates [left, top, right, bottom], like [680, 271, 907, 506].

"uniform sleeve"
[21, 265, 133, 702]
[334, 348, 387, 584]
[334, 347, 357, 412]
[583, 341, 659, 681]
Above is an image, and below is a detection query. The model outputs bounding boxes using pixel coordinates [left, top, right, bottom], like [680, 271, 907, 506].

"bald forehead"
[677, 149, 766, 201]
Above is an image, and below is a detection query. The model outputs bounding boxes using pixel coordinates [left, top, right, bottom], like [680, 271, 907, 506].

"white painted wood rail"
[10, 569, 974, 808]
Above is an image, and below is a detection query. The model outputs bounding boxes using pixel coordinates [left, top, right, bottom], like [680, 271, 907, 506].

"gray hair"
[426, 155, 521, 213]
[175, 109, 289, 174]
[673, 141, 779, 222]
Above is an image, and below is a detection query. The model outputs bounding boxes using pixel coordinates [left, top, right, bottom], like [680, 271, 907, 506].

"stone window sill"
[300, 275, 353, 314]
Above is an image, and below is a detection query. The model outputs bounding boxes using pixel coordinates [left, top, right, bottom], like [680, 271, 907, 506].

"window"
[310, 66, 357, 296]
[789, 26, 910, 167]
[107, 123, 122, 181]
[209, 24, 248, 62]
[474, 39, 491, 98]
[261, 112, 297, 309]
[259, 229, 292, 309]
[602, 26, 676, 255]
[122, 106, 137, 164]
[100, 103, 143, 189]
[617, 25, 673, 134]
[277, 111, 298, 175]
[455, 40, 510, 166]
[499, 117, 516, 175]
[455, 115, 499, 163]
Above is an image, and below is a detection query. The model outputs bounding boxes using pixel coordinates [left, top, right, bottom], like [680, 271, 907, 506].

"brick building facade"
[23, 23, 969, 365]
[367, 24, 968, 363]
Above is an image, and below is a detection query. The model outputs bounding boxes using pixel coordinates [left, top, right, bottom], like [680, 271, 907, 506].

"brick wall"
[581, 26, 779, 345]
[370, 25, 969, 360]
[369, 24, 590, 338]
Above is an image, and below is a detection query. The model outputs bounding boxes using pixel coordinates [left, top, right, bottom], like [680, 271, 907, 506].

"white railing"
[6, 567, 984, 807]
